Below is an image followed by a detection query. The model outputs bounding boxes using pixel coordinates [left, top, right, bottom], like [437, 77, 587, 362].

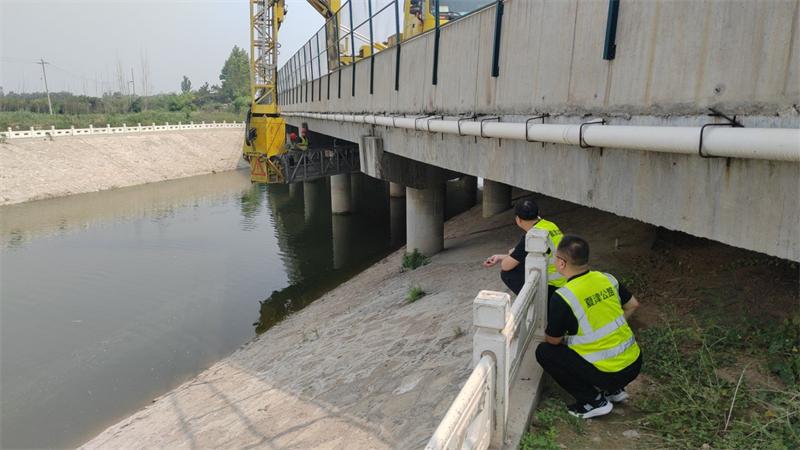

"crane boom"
[243, 0, 470, 183]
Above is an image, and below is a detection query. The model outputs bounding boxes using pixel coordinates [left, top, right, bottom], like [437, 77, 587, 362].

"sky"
[0, 0, 325, 95]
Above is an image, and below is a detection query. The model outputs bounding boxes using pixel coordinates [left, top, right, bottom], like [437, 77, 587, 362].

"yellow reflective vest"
[298, 135, 309, 150]
[533, 218, 565, 288]
[555, 271, 640, 372]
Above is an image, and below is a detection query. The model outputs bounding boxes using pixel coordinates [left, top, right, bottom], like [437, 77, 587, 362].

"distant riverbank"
[0, 128, 245, 205]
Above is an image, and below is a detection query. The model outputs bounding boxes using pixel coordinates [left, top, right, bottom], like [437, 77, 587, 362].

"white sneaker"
[567, 397, 613, 419]
[604, 388, 629, 403]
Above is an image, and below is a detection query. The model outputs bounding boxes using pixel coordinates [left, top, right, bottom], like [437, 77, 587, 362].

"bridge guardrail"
[277, 0, 495, 104]
[426, 227, 550, 449]
[1, 121, 244, 140]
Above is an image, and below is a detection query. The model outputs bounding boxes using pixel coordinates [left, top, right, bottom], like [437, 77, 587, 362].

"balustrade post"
[8, 127, 13, 138]
[525, 228, 550, 335]
[137, 123, 142, 132]
[473, 290, 511, 448]
[70, 126, 76, 136]
[89, 124, 94, 134]
[122, 123, 127, 132]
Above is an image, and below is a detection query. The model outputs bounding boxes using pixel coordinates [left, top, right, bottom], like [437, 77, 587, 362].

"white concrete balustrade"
[427, 228, 550, 450]
[1, 121, 244, 140]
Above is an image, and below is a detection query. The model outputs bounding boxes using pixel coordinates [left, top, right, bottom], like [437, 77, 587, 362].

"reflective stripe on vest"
[534, 218, 565, 287]
[581, 335, 637, 363]
[555, 286, 593, 334]
[555, 271, 640, 372]
[565, 314, 626, 345]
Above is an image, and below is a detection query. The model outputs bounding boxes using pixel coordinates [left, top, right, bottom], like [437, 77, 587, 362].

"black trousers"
[535, 342, 642, 404]
[501, 267, 558, 298]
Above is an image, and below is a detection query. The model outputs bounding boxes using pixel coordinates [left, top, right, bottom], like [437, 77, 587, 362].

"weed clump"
[406, 286, 426, 304]
[402, 249, 430, 271]
[521, 398, 584, 450]
[637, 319, 800, 449]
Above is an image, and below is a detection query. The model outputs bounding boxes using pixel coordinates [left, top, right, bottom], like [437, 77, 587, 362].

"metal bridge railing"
[277, 0, 495, 104]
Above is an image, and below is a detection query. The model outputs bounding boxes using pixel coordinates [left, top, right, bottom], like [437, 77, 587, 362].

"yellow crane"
[243, 0, 488, 183]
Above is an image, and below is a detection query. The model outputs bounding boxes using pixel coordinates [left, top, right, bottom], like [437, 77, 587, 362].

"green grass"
[0, 110, 242, 130]
[405, 286, 426, 304]
[636, 317, 800, 449]
[402, 249, 430, 271]
[521, 398, 584, 450]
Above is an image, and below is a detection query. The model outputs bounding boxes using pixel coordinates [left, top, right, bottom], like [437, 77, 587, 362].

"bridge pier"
[406, 184, 445, 256]
[289, 181, 303, 200]
[331, 214, 351, 269]
[350, 172, 363, 213]
[483, 180, 511, 218]
[330, 173, 352, 214]
[390, 195, 406, 246]
[303, 179, 324, 222]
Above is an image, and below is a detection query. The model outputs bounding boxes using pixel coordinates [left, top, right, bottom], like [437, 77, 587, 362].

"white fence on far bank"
[1, 121, 245, 140]
[426, 228, 550, 450]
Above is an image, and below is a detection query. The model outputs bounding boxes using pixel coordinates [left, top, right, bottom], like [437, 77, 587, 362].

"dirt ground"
[528, 201, 799, 449]
[0, 129, 244, 205]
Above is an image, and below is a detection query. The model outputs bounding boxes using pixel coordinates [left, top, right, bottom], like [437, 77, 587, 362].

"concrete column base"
[331, 173, 352, 214]
[406, 184, 445, 256]
[331, 214, 351, 269]
[289, 182, 303, 200]
[350, 172, 363, 213]
[483, 179, 512, 218]
[304, 179, 323, 222]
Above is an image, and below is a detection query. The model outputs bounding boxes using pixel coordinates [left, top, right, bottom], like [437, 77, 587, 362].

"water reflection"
[0, 170, 399, 449]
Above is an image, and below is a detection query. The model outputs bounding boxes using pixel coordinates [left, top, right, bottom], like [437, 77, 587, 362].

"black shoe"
[568, 396, 613, 419]
[603, 388, 629, 403]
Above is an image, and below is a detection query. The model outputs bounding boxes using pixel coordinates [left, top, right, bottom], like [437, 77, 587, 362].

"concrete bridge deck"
[279, 0, 800, 262]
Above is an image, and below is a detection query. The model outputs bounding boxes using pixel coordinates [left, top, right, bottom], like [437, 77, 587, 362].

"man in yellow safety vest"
[483, 198, 566, 298]
[535, 235, 642, 419]
[297, 124, 309, 151]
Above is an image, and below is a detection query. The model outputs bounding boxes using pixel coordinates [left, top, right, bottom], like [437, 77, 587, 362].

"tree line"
[0, 46, 252, 124]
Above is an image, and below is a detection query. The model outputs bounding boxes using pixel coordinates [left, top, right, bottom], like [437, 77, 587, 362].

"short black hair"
[514, 198, 539, 221]
[557, 235, 590, 266]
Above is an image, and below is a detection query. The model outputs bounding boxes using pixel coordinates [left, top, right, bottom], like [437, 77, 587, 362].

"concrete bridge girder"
[359, 136, 459, 189]
[287, 117, 799, 262]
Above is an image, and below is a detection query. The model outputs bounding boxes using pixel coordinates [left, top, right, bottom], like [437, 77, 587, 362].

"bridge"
[274, 0, 799, 447]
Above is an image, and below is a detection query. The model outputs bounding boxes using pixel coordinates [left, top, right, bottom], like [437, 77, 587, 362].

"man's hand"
[483, 254, 504, 268]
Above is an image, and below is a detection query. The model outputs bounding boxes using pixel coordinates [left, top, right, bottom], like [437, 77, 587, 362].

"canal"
[0, 170, 400, 449]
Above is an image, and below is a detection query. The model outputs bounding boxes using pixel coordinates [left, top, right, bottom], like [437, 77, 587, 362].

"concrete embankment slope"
[82, 198, 656, 449]
[0, 129, 245, 205]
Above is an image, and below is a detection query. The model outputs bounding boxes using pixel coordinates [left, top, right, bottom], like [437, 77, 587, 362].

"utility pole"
[37, 58, 53, 115]
[130, 67, 136, 95]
